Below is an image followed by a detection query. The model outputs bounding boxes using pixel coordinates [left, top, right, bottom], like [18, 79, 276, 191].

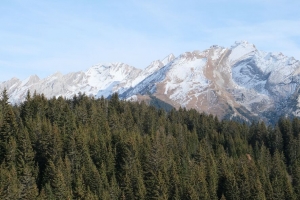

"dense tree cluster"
[0, 89, 300, 199]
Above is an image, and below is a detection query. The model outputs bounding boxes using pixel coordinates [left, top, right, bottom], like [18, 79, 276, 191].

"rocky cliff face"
[1, 41, 300, 123]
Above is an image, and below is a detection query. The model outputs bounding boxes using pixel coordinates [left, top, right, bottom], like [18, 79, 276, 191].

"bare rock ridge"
[1, 42, 300, 123]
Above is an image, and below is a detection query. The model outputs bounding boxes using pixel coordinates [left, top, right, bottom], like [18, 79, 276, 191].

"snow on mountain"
[120, 41, 300, 122]
[0, 63, 141, 104]
[162, 53, 176, 66]
[103, 54, 175, 95]
[0, 54, 174, 104]
[1, 41, 300, 123]
[122, 51, 209, 108]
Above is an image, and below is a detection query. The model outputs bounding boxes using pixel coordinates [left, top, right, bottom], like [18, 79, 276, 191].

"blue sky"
[1, 0, 300, 81]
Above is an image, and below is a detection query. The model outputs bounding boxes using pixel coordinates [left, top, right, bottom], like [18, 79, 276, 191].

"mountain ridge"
[1, 41, 300, 123]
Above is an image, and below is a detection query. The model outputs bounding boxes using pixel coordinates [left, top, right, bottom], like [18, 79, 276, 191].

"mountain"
[122, 41, 300, 123]
[0, 63, 141, 103]
[1, 41, 300, 123]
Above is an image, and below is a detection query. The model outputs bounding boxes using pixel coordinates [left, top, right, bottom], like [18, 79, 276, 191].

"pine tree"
[278, 118, 294, 165]
[73, 173, 85, 200]
[16, 128, 38, 199]
[291, 160, 300, 199]
[0, 165, 19, 200]
[109, 174, 121, 200]
[206, 153, 218, 200]
[44, 160, 71, 199]
[269, 125, 283, 155]
[223, 165, 239, 200]
[0, 89, 18, 165]
[270, 151, 295, 200]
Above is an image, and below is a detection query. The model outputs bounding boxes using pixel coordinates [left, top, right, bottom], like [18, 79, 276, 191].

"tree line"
[0, 89, 300, 199]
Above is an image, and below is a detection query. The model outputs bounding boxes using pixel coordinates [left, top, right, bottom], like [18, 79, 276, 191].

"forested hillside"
[1, 89, 300, 199]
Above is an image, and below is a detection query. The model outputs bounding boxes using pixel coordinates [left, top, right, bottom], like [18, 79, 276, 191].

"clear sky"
[1, 0, 300, 81]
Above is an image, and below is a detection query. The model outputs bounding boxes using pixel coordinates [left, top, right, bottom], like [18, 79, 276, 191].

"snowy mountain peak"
[144, 54, 174, 73]
[180, 51, 203, 60]
[21, 75, 40, 87]
[210, 45, 225, 49]
[162, 53, 175, 66]
[88, 62, 130, 72]
[231, 40, 253, 47]
[145, 60, 164, 72]
[52, 71, 63, 77]
[228, 41, 257, 65]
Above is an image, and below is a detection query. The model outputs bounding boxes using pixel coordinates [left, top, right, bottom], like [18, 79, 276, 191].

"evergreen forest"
[1, 89, 300, 200]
